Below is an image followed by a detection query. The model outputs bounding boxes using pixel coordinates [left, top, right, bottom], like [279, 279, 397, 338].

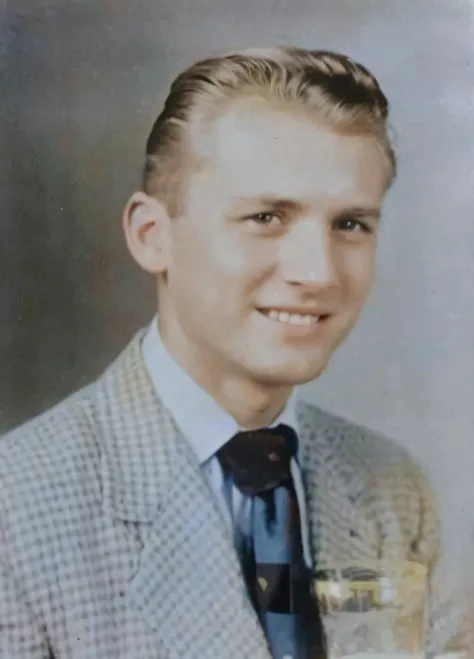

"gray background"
[1, 0, 473, 574]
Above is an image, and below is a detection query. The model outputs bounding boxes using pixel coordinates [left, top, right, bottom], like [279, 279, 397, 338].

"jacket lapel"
[96, 331, 271, 659]
[128, 427, 271, 659]
[297, 403, 383, 568]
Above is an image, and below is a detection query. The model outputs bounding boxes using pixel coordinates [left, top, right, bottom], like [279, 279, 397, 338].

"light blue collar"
[141, 315, 300, 465]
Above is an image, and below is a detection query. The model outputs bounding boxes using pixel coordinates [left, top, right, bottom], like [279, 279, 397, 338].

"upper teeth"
[266, 310, 320, 325]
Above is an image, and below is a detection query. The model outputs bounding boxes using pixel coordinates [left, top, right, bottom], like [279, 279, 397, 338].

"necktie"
[218, 424, 326, 659]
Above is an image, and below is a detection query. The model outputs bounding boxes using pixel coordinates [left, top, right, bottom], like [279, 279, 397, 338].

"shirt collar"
[141, 316, 300, 465]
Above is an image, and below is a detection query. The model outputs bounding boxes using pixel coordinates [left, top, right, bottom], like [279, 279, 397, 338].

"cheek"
[170, 218, 274, 304]
[342, 247, 376, 298]
[173, 221, 250, 271]
[210, 235, 273, 288]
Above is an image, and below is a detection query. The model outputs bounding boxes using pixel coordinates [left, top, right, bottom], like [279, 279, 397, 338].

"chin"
[249, 357, 330, 387]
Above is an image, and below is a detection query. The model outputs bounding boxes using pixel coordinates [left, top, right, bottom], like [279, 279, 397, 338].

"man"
[0, 47, 468, 658]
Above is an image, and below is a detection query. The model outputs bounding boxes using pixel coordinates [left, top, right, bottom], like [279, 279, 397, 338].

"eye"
[333, 217, 373, 234]
[247, 212, 283, 227]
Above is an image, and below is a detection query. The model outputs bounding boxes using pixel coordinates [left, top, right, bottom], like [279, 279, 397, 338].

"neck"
[217, 378, 292, 430]
[157, 316, 293, 429]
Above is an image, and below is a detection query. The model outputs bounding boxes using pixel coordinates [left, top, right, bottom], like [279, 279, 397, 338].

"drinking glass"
[313, 561, 427, 659]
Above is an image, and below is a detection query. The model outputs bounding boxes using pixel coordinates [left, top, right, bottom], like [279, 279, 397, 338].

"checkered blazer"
[0, 330, 468, 658]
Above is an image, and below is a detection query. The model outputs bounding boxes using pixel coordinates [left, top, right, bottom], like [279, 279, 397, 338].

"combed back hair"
[143, 46, 397, 217]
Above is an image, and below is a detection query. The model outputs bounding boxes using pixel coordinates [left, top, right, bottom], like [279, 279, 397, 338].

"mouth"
[257, 308, 330, 326]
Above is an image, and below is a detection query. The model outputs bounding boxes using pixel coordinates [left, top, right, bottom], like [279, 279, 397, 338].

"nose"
[279, 221, 339, 290]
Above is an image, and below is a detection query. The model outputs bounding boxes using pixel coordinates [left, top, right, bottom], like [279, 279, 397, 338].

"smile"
[259, 309, 323, 326]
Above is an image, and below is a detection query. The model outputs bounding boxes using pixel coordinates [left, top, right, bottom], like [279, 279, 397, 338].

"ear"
[123, 191, 171, 274]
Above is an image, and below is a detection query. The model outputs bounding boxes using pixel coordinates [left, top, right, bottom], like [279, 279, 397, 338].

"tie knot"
[217, 424, 297, 496]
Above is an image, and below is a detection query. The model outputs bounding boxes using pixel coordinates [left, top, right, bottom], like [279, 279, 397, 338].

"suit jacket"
[0, 330, 468, 658]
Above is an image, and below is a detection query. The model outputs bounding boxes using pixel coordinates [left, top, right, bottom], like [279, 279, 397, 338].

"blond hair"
[143, 46, 397, 216]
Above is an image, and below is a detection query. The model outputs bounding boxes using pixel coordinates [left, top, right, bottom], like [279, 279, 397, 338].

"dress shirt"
[141, 316, 312, 566]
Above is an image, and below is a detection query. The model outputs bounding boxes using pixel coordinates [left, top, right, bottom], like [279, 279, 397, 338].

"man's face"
[160, 101, 389, 387]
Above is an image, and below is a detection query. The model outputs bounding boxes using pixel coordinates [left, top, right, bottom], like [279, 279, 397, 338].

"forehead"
[192, 100, 389, 209]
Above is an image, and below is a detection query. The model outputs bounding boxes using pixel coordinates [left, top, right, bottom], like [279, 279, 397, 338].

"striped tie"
[218, 424, 326, 659]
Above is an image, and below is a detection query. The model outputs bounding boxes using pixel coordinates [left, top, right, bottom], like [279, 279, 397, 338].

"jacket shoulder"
[0, 383, 101, 510]
[297, 399, 425, 478]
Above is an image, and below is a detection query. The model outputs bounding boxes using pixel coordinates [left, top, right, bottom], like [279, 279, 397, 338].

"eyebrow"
[232, 196, 303, 213]
[338, 206, 382, 221]
[233, 195, 381, 220]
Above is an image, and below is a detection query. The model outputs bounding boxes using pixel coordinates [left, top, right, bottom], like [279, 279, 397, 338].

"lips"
[258, 308, 329, 326]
